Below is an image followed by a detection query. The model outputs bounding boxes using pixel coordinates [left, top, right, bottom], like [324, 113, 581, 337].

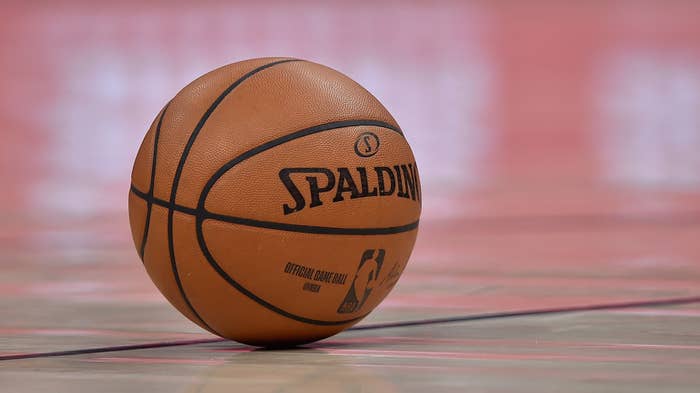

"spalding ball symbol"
[354, 132, 380, 157]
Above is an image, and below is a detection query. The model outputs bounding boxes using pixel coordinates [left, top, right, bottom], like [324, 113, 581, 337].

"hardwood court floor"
[2, 201, 699, 392]
[1, 1, 700, 392]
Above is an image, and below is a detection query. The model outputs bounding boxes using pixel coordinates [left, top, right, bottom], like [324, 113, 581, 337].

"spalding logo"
[279, 163, 420, 215]
[354, 132, 380, 157]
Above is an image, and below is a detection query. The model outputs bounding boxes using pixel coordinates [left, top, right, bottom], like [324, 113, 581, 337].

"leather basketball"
[128, 58, 421, 347]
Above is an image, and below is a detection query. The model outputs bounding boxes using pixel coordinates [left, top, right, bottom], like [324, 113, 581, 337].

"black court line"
[0, 338, 225, 362]
[347, 295, 700, 330]
[2, 295, 698, 361]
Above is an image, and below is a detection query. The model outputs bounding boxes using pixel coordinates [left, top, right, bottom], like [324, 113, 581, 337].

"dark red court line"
[1, 295, 699, 362]
[347, 296, 700, 330]
[0, 338, 226, 362]
[424, 211, 700, 232]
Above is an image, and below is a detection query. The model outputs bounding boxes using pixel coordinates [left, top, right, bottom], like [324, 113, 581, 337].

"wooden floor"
[1, 1, 700, 391]
[2, 211, 700, 391]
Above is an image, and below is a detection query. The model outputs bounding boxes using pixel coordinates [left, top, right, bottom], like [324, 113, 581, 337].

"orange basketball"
[128, 58, 421, 347]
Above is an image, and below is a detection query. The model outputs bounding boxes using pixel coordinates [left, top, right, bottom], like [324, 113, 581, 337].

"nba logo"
[337, 249, 385, 314]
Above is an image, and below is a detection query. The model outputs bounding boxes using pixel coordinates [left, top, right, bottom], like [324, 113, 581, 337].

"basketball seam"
[144, 58, 415, 329]
[130, 120, 417, 236]
[130, 119, 418, 326]
[198, 119, 404, 213]
[166, 59, 300, 335]
[138, 102, 169, 259]
[193, 118, 415, 326]
[196, 220, 372, 326]
[131, 184, 419, 235]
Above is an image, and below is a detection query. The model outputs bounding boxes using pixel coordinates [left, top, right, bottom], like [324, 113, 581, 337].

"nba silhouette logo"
[337, 249, 385, 314]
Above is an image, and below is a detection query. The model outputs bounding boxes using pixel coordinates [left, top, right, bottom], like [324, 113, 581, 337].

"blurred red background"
[0, 0, 698, 262]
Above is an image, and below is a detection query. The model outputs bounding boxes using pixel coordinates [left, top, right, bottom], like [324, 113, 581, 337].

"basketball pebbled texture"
[128, 58, 421, 347]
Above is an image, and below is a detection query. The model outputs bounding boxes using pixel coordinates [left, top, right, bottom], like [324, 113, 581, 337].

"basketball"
[128, 57, 421, 347]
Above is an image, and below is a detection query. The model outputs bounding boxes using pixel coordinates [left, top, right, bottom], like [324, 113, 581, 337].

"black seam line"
[189, 118, 407, 325]
[131, 185, 198, 215]
[134, 180, 700, 233]
[130, 184, 419, 236]
[203, 211, 370, 325]
[198, 119, 403, 212]
[2, 295, 698, 361]
[139, 103, 169, 259]
[204, 212, 419, 235]
[196, 211, 371, 326]
[166, 59, 301, 335]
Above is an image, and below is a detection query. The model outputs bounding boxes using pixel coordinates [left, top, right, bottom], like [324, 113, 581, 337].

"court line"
[1, 295, 698, 362]
[0, 338, 225, 362]
[347, 295, 700, 330]
[426, 211, 700, 232]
